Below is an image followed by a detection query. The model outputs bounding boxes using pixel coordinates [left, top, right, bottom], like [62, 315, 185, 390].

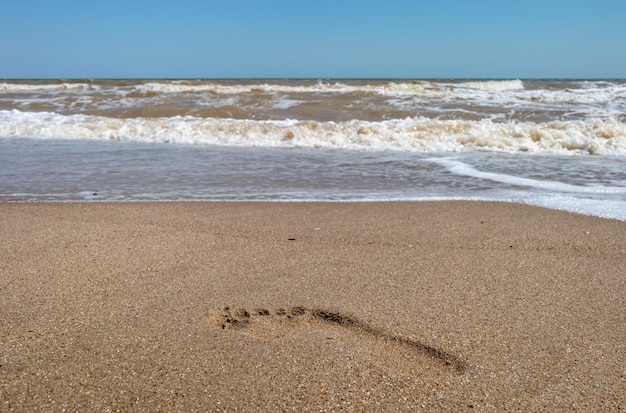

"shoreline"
[2, 198, 625, 223]
[1, 201, 624, 411]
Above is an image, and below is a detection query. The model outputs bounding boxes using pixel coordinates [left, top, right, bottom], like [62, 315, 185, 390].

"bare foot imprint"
[213, 306, 467, 374]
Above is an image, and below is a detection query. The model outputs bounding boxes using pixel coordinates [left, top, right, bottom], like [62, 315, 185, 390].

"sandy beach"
[1, 201, 624, 411]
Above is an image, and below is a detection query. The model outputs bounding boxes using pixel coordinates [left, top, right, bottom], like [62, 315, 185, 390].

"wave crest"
[1, 110, 624, 155]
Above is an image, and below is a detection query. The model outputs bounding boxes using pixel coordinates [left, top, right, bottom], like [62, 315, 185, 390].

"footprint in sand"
[212, 306, 467, 374]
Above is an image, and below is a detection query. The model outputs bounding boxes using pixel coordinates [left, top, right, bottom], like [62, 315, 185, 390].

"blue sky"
[1, 0, 624, 78]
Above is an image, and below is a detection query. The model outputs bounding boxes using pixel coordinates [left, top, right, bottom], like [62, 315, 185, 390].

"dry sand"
[0, 201, 624, 412]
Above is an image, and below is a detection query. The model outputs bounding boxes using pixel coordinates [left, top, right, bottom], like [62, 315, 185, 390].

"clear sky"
[1, 0, 624, 79]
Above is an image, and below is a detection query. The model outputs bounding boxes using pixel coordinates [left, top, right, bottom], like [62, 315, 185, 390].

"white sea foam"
[132, 79, 527, 96]
[518, 194, 626, 221]
[133, 81, 357, 95]
[126, 79, 625, 106]
[448, 79, 525, 90]
[1, 109, 625, 155]
[0, 82, 94, 91]
[428, 158, 626, 194]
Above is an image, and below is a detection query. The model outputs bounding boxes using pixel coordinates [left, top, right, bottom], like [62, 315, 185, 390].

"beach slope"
[1, 201, 624, 411]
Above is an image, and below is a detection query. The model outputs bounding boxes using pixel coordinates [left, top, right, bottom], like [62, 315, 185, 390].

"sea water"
[1, 79, 625, 220]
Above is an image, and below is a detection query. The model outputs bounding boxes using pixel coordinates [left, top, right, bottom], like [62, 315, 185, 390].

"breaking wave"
[1, 109, 624, 155]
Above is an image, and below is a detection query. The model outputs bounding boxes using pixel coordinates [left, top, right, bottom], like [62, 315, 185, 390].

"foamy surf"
[2, 79, 625, 123]
[428, 158, 626, 193]
[132, 79, 526, 95]
[1, 110, 625, 155]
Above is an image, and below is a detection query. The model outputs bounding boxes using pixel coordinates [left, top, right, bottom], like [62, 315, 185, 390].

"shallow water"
[1, 138, 624, 220]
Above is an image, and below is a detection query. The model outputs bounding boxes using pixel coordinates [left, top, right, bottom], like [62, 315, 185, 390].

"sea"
[1, 79, 625, 220]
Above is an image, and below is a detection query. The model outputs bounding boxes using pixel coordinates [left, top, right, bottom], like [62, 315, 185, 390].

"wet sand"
[1, 201, 624, 411]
